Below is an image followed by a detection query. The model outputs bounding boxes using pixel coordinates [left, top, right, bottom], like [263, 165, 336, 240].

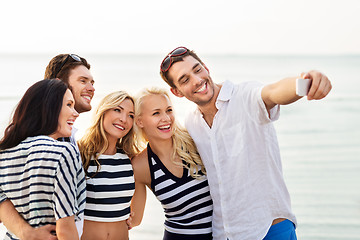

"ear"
[135, 117, 144, 128]
[170, 87, 184, 98]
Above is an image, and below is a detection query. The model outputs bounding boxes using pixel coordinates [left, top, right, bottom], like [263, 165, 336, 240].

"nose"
[119, 112, 127, 123]
[161, 112, 171, 121]
[73, 109, 79, 118]
[191, 73, 203, 85]
[86, 82, 95, 92]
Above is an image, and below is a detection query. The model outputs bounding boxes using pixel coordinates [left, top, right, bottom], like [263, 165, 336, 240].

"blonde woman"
[130, 87, 213, 240]
[78, 91, 139, 240]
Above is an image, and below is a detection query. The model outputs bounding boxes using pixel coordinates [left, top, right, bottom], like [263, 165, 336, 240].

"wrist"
[18, 223, 34, 240]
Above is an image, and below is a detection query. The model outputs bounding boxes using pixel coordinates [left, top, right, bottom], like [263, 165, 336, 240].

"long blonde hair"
[135, 87, 206, 178]
[78, 91, 139, 176]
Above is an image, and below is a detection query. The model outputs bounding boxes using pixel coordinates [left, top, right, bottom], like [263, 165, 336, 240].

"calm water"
[0, 54, 359, 239]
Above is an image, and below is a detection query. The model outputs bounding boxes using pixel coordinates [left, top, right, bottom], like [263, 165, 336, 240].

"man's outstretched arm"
[261, 70, 332, 111]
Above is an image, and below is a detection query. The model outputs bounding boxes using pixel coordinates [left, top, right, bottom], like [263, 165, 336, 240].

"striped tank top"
[147, 144, 213, 239]
[84, 150, 135, 222]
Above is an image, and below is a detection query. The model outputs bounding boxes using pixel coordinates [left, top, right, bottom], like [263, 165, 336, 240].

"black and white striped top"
[0, 136, 86, 240]
[84, 150, 135, 222]
[147, 144, 213, 238]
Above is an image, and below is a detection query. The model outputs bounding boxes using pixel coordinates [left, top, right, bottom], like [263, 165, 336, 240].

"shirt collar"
[215, 80, 234, 108]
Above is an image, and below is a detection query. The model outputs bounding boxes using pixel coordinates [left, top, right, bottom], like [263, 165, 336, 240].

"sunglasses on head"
[53, 54, 82, 78]
[160, 47, 188, 72]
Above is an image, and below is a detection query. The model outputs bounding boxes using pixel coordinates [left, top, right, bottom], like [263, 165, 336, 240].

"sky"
[0, 0, 360, 55]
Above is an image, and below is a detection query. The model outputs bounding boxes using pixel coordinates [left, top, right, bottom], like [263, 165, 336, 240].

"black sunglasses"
[160, 47, 188, 72]
[53, 54, 82, 78]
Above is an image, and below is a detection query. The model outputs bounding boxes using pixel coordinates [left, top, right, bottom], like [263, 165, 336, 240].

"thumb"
[301, 72, 311, 79]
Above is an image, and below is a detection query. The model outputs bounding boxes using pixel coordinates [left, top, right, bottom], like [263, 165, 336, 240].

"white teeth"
[67, 120, 74, 125]
[114, 124, 125, 130]
[196, 82, 206, 93]
[83, 96, 91, 101]
[158, 125, 170, 130]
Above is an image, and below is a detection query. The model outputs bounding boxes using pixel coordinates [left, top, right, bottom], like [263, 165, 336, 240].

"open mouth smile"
[158, 124, 171, 131]
[114, 124, 125, 130]
[195, 82, 207, 93]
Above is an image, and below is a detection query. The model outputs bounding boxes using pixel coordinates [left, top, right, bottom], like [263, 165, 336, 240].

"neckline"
[147, 143, 187, 181]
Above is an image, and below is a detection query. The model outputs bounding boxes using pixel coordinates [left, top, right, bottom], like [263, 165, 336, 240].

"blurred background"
[0, 1, 359, 239]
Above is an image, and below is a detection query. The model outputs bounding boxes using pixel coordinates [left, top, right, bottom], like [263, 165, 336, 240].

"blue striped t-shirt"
[0, 135, 86, 240]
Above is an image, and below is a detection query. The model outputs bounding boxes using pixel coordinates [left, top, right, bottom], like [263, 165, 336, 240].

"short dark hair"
[44, 54, 90, 85]
[160, 47, 205, 88]
[0, 79, 68, 150]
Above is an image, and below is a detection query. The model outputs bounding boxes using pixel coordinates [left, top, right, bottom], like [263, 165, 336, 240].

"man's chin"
[75, 103, 92, 113]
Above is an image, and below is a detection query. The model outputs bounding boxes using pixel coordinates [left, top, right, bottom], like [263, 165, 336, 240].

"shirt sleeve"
[0, 188, 7, 203]
[52, 144, 80, 220]
[240, 81, 280, 124]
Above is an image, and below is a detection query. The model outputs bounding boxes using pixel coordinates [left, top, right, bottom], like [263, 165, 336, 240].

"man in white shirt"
[0, 54, 95, 240]
[159, 47, 332, 240]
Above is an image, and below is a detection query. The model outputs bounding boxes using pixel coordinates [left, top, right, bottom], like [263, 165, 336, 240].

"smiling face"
[50, 89, 79, 139]
[68, 65, 95, 113]
[102, 98, 135, 145]
[168, 55, 216, 107]
[136, 94, 174, 141]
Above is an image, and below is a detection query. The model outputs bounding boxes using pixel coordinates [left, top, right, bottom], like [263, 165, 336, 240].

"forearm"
[130, 182, 147, 227]
[0, 199, 32, 239]
[262, 77, 302, 109]
[56, 215, 78, 240]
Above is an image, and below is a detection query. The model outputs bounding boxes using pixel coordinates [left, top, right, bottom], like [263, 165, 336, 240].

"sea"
[0, 53, 359, 240]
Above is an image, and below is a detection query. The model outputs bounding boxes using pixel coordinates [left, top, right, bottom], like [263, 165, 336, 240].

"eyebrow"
[151, 105, 172, 112]
[117, 105, 134, 114]
[79, 76, 95, 84]
[177, 63, 200, 84]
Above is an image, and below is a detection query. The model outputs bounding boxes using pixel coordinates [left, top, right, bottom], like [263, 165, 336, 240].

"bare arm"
[129, 150, 151, 228]
[0, 199, 57, 240]
[56, 215, 78, 240]
[130, 181, 147, 227]
[262, 71, 332, 112]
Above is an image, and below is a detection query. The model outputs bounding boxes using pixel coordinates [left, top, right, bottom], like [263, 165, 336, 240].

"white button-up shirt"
[185, 80, 296, 240]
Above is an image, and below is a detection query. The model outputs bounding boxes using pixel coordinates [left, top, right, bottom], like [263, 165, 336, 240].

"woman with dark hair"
[0, 79, 86, 240]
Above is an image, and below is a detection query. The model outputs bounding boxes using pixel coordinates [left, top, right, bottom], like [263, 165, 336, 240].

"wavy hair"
[78, 91, 139, 176]
[135, 87, 206, 178]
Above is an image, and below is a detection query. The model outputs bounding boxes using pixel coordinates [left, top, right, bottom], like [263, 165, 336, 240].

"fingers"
[39, 224, 58, 240]
[303, 71, 332, 100]
[44, 224, 56, 231]
[126, 212, 135, 230]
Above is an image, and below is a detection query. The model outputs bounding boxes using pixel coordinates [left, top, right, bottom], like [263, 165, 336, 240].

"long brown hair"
[0, 79, 68, 150]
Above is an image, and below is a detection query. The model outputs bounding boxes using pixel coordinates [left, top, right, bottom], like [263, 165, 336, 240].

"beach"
[0, 53, 359, 239]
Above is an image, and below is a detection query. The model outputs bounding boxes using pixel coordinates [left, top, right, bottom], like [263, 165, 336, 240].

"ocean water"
[0, 54, 359, 239]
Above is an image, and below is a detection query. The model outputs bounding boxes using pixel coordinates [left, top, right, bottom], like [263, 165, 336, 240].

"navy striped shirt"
[84, 150, 135, 222]
[147, 144, 213, 239]
[0, 136, 86, 240]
